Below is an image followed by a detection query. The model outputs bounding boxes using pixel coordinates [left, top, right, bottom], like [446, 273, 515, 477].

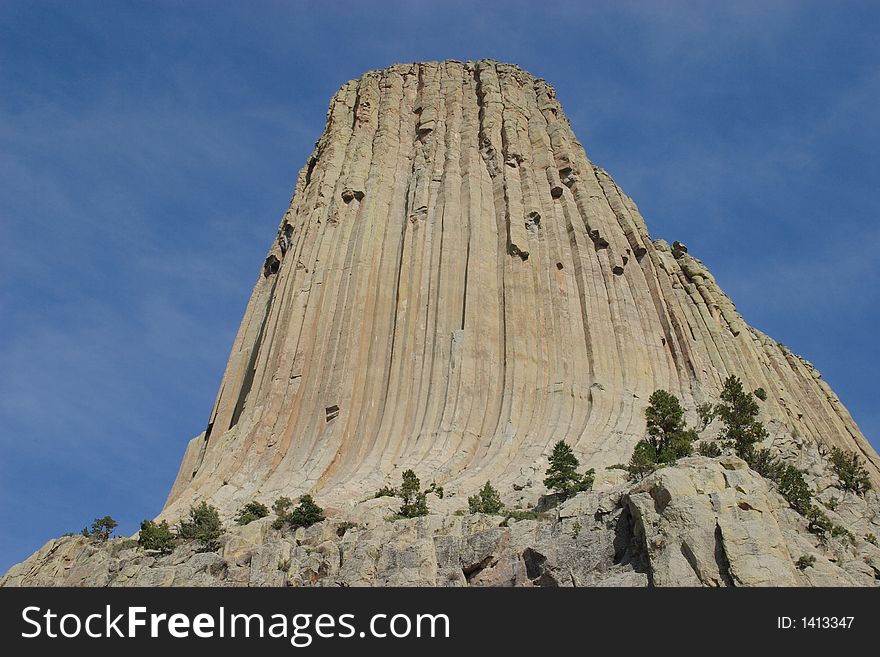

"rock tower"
[163, 60, 878, 520]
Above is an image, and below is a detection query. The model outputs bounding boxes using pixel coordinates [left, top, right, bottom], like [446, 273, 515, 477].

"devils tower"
[162, 59, 877, 519]
[5, 61, 880, 587]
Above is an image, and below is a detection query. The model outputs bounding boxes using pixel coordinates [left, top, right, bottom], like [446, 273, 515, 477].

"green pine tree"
[138, 519, 175, 553]
[626, 390, 696, 479]
[544, 441, 594, 498]
[645, 390, 686, 453]
[398, 469, 429, 518]
[829, 448, 872, 496]
[177, 501, 222, 551]
[626, 440, 659, 480]
[234, 500, 270, 526]
[716, 375, 768, 462]
[271, 494, 325, 529]
[271, 496, 294, 529]
[777, 465, 813, 514]
[83, 516, 117, 542]
[468, 481, 504, 514]
[289, 495, 325, 528]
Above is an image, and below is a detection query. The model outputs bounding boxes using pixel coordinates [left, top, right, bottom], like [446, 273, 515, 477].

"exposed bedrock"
[6, 456, 879, 587]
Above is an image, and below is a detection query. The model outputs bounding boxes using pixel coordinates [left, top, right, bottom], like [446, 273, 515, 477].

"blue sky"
[1, 1, 878, 572]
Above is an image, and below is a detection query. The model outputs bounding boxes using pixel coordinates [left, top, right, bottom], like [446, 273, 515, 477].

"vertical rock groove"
[163, 60, 879, 517]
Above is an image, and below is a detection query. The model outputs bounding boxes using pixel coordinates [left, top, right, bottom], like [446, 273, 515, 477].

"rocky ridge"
[5, 448, 878, 587]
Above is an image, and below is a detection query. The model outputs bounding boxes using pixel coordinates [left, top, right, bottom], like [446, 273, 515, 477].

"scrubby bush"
[746, 449, 817, 520]
[749, 448, 783, 481]
[865, 533, 877, 546]
[795, 554, 815, 570]
[82, 516, 117, 542]
[829, 448, 872, 496]
[272, 495, 325, 529]
[807, 506, 834, 537]
[777, 465, 813, 515]
[138, 519, 175, 554]
[399, 493, 428, 519]
[234, 500, 269, 526]
[177, 502, 222, 551]
[374, 486, 397, 498]
[753, 387, 767, 401]
[290, 495, 325, 528]
[468, 481, 504, 515]
[377, 470, 443, 518]
[271, 496, 294, 529]
[544, 441, 594, 498]
[716, 375, 768, 462]
[697, 441, 722, 458]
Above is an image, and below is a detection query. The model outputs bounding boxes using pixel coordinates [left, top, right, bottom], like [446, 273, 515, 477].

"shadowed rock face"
[162, 60, 878, 520]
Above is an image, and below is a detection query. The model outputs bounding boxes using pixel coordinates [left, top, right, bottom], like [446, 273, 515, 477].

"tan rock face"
[160, 59, 877, 520]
